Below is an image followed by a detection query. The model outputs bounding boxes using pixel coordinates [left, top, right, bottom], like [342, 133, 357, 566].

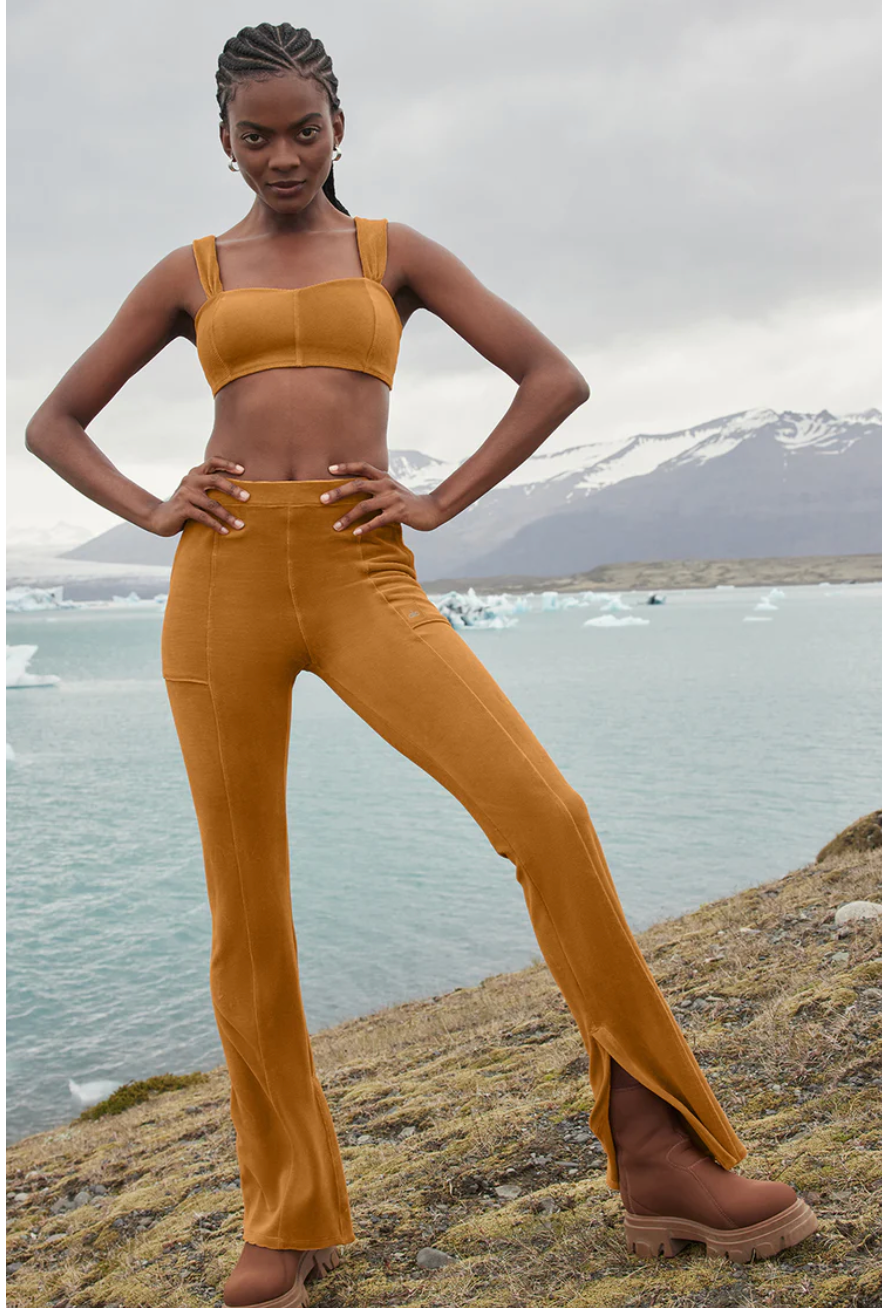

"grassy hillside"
[7, 812, 882, 1308]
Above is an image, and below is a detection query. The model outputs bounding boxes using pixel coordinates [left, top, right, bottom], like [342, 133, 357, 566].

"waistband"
[207, 477, 373, 508]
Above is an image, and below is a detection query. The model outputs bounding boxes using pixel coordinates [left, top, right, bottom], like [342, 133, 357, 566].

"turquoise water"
[6, 582, 880, 1144]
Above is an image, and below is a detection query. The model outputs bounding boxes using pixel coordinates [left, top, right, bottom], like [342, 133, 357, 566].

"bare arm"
[23, 246, 245, 535]
[389, 221, 590, 525]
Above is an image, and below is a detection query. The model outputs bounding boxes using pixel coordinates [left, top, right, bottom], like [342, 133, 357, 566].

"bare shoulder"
[386, 221, 459, 286]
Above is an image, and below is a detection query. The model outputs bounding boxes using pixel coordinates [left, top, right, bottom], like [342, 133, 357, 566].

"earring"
[332, 145, 342, 161]
[228, 156, 240, 172]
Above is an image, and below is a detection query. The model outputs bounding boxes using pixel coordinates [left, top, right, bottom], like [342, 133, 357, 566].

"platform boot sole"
[228, 1245, 341, 1308]
[623, 1196, 818, 1264]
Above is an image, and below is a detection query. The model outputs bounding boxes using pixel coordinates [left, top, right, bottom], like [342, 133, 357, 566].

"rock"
[834, 901, 882, 925]
[416, 1246, 456, 1268]
[71, 1189, 93, 1208]
[830, 950, 850, 965]
[495, 1184, 522, 1200]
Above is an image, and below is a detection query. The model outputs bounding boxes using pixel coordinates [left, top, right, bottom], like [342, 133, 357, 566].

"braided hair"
[216, 22, 350, 216]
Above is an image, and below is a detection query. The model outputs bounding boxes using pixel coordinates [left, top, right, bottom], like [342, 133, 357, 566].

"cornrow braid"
[216, 22, 350, 216]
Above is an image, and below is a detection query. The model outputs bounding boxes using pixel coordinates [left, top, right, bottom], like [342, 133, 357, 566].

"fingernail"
[234, 519, 244, 528]
[235, 465, 244, 471]
[240, 490, 250, 499]
[320, 493, 329, 502]
[329, 464, 339, 471]
[333, 522, 342, 530]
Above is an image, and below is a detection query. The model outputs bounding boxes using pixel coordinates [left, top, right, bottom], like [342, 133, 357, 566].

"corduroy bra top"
[192, 216, 402, 396]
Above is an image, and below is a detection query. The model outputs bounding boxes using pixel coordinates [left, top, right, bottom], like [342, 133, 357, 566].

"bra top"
[191, 216, 402, 396]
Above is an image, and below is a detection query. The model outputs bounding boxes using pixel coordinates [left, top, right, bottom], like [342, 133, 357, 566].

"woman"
[25, 22, 817, 1308]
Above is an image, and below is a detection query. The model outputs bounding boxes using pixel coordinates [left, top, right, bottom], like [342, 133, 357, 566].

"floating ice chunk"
[715, 584, 735, 589]
[6, 584, 77, 611]
[754, 598, 778, 611]
[68, 1077, 122, 1108]
[743, 615, 773, 622]
[768, 587, 786, 600]
[6, 740, 15, 763]
[583, 614, 650, 627]
[6, 644, 61, 688]
[431, 587, 519, 629]
[600, 592, 632, 613]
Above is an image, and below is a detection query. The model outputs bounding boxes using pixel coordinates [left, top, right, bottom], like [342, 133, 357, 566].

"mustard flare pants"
[160, 477, 747, 1251]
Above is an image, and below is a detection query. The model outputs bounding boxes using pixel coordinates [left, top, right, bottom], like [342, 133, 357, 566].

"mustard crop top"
[191, 216, 402, 396]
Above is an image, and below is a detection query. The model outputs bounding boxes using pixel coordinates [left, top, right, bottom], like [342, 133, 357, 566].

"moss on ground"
[6, 815, 881, 1308]
[76, 1073, 211, 1122]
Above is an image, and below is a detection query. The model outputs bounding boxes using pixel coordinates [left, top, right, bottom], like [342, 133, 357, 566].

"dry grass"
[7, 813, 881, 1308]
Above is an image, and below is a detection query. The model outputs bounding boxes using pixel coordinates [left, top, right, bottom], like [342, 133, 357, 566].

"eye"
[300, 127, 321, 140]
[242, 133, 263, 145]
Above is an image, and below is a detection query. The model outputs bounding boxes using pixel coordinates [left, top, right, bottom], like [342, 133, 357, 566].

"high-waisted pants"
[160, 477, 747, 1251]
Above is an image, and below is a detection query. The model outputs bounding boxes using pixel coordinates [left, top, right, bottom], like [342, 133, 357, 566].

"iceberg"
[584, 614, 650, 628]
[6, 644, 61, 689]
[431, 587, 519, 629]
[600, 592, 632, 613]
[6, 584, 77, 612]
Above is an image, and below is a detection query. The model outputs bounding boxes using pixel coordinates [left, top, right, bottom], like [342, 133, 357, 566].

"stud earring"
[228, 156, 240, 172]
[332, 145, 342, 161]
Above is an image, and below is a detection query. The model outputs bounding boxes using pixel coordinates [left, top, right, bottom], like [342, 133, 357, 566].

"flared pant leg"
[306, 520, 749, 1192]
[161, 514, 355, 1250]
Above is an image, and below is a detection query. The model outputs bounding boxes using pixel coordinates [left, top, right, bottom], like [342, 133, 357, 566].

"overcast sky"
[6, 0, 881, 537]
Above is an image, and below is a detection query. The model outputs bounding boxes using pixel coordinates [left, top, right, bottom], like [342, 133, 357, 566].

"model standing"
[25, 23, 818, 1308]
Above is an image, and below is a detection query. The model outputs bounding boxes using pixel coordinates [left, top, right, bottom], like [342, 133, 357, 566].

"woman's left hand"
[320, 461, 445, 536]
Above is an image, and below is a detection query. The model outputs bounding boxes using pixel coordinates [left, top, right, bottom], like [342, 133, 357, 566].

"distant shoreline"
[421, 552, 882, 595]
[6, 551, 882, 604]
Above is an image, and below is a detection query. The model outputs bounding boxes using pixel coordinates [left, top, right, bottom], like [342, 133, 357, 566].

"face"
[220, 73, 344, 210]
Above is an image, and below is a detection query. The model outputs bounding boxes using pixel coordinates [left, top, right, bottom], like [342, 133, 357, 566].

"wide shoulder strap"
[192, 235, 222, 296]
[354, 217, 388, 283]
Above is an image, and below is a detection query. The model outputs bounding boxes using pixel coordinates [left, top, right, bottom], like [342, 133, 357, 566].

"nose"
[267, 145, 304, 173]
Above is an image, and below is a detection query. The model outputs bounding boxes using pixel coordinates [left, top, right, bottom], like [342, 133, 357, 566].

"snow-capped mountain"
[11, 407, 881, 585]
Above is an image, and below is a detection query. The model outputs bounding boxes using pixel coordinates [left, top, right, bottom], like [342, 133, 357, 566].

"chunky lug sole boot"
[222, 1245, 341, 1308]
[608, 1060, 818, 1264]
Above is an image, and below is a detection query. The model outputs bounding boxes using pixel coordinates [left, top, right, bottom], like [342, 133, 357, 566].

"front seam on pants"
[285, 505, 314, 670]
[207, 532, 292, 1245]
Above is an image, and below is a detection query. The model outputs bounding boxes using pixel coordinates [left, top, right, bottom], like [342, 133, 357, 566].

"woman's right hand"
[145, 458, 250, 537]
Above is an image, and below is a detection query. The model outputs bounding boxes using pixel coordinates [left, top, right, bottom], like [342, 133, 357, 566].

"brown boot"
[608, 1059, 818, 1263]
[222, 1242, 340, 1307]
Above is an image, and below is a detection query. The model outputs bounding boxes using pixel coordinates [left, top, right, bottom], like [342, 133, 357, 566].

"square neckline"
[194, 216, 402, 333]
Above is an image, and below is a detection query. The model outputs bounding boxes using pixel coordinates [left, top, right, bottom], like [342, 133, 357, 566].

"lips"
[270, 180, 305, 191]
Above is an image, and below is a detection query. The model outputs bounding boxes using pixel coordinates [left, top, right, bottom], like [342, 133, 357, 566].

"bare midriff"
[202, 362, 392, 481]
